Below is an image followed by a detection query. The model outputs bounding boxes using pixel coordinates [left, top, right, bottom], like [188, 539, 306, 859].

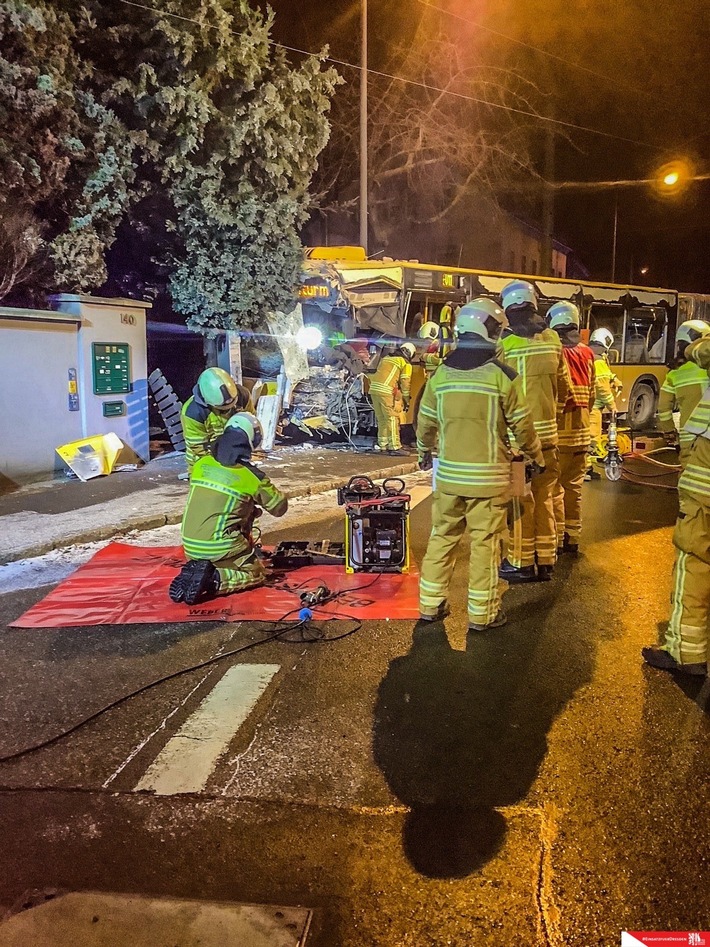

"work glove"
[403, 399, 411, 411]
[662, 431, 679, 447]
[419, 451, 434, 471]
[529, 461, 547, 477]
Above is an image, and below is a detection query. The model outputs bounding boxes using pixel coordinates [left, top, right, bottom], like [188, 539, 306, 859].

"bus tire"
[627, 381, 657, 431]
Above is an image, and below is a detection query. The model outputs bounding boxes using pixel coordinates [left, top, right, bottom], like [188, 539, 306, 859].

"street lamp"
[359, 0, 368, 255]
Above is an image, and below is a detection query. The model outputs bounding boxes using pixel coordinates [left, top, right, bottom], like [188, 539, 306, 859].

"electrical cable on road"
[114, 0, 662, 151]
[0, 572, 383, 765]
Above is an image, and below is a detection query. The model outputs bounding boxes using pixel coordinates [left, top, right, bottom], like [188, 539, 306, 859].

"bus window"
[589, 306, 624, 362]
[626, 307, 667, 364]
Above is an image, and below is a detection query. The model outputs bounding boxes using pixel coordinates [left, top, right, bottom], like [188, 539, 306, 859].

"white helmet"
[501, 279, 538, 313]
[455, 298, 508, 342]
[676, 319, 710, 346]
[418, 321, 440, 342]
[589, 327, 614, 350]
[224, 412, 263, 451]
[399, 342, 416, 360]
[547, 300, 581, 329]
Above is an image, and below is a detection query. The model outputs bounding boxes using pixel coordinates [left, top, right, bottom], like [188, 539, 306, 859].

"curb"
[0, 461, 421, 566]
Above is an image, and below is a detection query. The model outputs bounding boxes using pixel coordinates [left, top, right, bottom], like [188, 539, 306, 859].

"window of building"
[531, 259, 538, 274]
[508, 251, 515, 272]
[521, 255, 527, 273]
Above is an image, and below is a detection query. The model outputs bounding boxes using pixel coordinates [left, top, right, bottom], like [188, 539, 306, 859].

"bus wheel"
[628, 382, 656, 431]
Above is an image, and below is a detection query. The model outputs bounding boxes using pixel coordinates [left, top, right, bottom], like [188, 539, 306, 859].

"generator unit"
[337, 476, 410, 574]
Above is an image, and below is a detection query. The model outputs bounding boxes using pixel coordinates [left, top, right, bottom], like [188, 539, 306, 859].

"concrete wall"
[0, 295, 151, 484]
[0, 311, 83, 485]
[52, 295, 151, 464]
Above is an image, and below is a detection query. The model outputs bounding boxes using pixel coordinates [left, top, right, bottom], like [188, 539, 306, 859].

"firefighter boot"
[182, 560, 220, 605]
[499, 558, 536, 583]
[469, 610, 508, 633]
[641, 645, 707, 677]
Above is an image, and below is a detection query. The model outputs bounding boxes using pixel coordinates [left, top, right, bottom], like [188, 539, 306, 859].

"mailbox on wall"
[92, 343, 131, 395]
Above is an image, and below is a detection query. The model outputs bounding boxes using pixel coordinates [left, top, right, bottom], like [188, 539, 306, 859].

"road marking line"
[134, 663, 279, 795]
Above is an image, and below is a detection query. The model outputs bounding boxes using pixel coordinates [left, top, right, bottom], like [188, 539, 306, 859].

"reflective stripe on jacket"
[558, 343, 595, 451]
[593, 357, 619, 410]
[658, 361, 708, 447]
[369, 355, 412, 401]
[498, 329, 570, 448]
[181, 394, 231, 473]
[416, 360, 544, 498]
[181, 455, 288, 558]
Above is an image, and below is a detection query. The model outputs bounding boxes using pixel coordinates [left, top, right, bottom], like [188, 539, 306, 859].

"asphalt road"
[0, 474, 708, 946]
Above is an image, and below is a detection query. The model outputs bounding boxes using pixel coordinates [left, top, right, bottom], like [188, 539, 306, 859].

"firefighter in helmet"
[418, 321, 443, 379]
[170, 413, 287, 605]
[368, 342, 416, 455]
[658, 319, 710, 468]
[417, 297, 544, 630]
[497, 279, 570, 582]
[181, 368, 254, 475]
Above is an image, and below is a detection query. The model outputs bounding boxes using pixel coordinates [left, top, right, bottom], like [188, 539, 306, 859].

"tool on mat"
[337, 475, 410, 574]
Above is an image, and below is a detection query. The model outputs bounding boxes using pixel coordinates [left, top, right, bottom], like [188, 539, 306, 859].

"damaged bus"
[299, 247, 679, 432]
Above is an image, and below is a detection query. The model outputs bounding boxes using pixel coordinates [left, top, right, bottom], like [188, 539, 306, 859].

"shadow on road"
[373, 606, 594, 878]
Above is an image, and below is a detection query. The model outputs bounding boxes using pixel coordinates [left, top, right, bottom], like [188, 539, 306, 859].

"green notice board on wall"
[92, 343, 131, 395]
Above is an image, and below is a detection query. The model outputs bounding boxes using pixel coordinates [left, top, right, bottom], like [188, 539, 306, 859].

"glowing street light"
[663, 170, 680, 188]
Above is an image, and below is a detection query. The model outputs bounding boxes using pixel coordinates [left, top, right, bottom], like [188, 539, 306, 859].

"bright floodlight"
[296, 325, 323, 350]
[663, 171, 680, 187]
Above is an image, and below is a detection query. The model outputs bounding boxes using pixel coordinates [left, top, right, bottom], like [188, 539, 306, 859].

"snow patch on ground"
[0, 472, 432, 596]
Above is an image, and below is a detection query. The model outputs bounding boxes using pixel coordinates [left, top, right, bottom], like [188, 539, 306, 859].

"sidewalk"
[0, 446, 420, 565]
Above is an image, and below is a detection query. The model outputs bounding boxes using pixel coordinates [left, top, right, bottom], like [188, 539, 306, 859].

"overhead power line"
[115, 0, 660, 151]
[415, 0, 662, 107]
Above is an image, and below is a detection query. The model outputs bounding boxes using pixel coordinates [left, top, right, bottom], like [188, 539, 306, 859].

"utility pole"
[611, 194, 618, 283]
[359, 0, 368, 255]
[541, 126, 555, 276]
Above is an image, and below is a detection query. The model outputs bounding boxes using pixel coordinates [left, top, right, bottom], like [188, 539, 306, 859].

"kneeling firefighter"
[417, 298, 544, 631]
[643, 336, 710, 676]
[658, 319, 710, 468]
[548, 301, 596, 554]
[181, 367, 254, 475]
[170, 414, 288, 605]
[368, 342, 416, 455]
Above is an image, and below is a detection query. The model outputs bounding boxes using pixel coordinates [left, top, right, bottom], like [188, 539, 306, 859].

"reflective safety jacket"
[498, 329, 570, 449]
[181, 455, 288, 560]
[416, 356, 544, 499]
[680, 339, 710, 504]
[369, 355, 412, 403]
[181, 385, 255, 474]
[593, 356, 620, 411]
[658, 361, 709, 452]
[423, 347, 442, 379]
[557, 342, 596, 451]
[181, 389, 233, 474]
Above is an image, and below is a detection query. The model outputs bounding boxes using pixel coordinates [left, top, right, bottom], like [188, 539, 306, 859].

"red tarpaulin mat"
[11, 542, 421, 628]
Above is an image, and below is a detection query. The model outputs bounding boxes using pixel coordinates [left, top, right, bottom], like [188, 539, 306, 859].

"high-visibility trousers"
[553, 449, 587, 546]
[589, 407, 603, 455]
[370, 390, 401, 450]
[664, 493, 710, 665]
[183, 537, 266, 595]
[509, 446, 560, 568]
[420, 492, 508, 626]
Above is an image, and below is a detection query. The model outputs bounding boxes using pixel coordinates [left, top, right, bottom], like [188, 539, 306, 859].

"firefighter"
[169, 413, 287, 605]
[642, 336, 710, 676]
[497, 280, 570, 582]
[417, 321, 442, 379]
[658, 319, 710, 468]
[588, 328, 621, 463]
[548, 301, 596, 555]
[181, 367, 254, 475]
[417, 298, 544, 631]
[368, 341, 416, 456]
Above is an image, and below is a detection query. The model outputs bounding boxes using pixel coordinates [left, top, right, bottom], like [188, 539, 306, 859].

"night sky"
[266, 0, 710, 291]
